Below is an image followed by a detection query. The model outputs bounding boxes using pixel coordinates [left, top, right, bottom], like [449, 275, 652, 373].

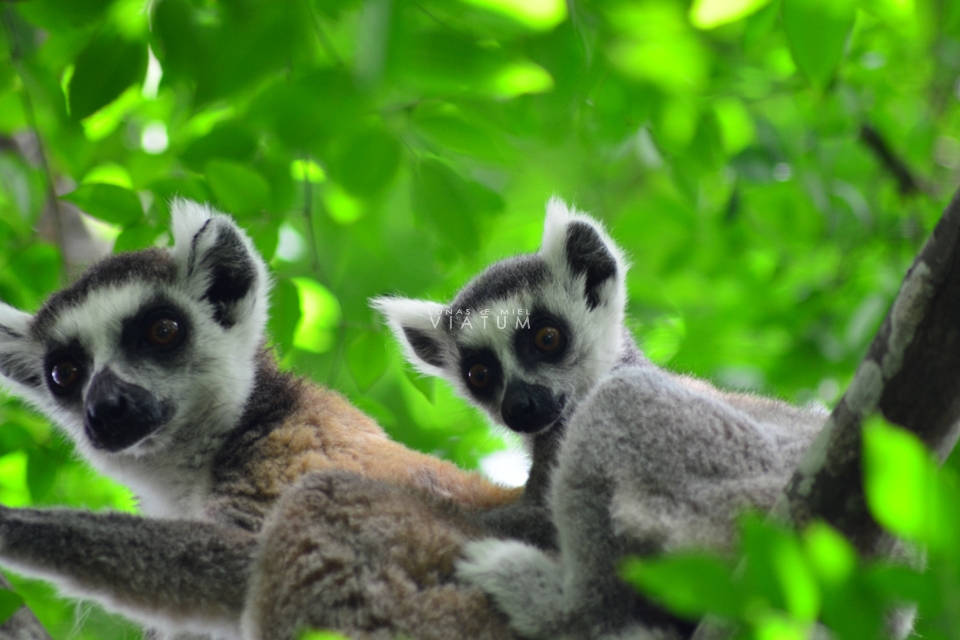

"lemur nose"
[83, 368, 171, 452]
[89, 393, 129, 423]
[501, 381, 563, 434]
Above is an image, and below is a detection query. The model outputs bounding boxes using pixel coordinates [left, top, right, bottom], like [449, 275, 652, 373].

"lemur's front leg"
[0, 507, 256, 638]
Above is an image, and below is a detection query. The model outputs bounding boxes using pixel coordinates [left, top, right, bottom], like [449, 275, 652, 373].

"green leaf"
[690, 0, 773, 29]
[458, 0, 567, 30]
[411, 158, 502, 256]
[740, 515, 820, 621]
[27, 446, 60, 503]
[291, 278, 341, 354]
[68, 30, 146, 120]
[781, 0, 856, 86]
[205, 160, 271, 215]
[62, 184, 143, 226]
[404, 367, 436, 404]
[0, 589, 24, 625]
[9, 244, 60, 296]
[113, 222, 162, 253]
[328, 127, 402, 197]
[802, 521, 856, 586]
[16, 0, 114, 30]
[347, 330, 390, 391]
[295, 629, 350, 640]
[621, 553, 741, 618]
[182, 124, 258, 172]
[862, 417, 954, 548]
[267, 278, 302, 357]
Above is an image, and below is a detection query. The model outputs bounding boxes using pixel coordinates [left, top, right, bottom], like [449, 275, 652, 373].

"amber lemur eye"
[467, 363, 492, 389]
[534, 326, 563, 353]
[146, 317, 182, 348]
[49, 360, 81, 393]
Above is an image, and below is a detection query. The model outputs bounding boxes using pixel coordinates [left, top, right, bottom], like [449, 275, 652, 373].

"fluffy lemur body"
[0, 200, 522, 640]
[374, 198, 827, 639]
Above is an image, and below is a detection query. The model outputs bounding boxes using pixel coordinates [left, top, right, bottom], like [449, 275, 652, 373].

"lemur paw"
[457, 539, 567, 638]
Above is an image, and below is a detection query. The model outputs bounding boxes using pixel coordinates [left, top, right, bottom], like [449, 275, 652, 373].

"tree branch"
[693, 187, 960, 639]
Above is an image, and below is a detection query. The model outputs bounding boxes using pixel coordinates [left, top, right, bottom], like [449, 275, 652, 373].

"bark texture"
[693, 189, 960, 640]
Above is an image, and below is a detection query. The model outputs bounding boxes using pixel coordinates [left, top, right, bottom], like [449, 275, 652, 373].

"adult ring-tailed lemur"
[0, 200, 526, 640]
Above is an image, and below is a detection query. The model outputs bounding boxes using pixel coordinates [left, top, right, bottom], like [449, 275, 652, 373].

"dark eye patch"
[514, 311, 569, 369]
[120, 299, 190, 364]
[459, 347, 503, 400]
[44, 340, 90, 400]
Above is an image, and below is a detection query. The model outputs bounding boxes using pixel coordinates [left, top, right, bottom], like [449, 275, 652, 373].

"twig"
[860, 124, 922, 197]
[2, 4, 63, 280]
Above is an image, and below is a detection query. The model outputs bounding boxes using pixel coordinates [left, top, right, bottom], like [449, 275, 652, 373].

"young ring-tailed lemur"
[374, 198, 827, 639]
[0, 200, 522, 640]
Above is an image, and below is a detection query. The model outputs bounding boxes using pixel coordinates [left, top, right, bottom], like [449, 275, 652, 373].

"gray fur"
[376, 198, 826, 638]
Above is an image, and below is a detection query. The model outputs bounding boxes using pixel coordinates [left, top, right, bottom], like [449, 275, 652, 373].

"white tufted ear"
[168, 199, 271, 331]
[371, 296, 453, 377]
[538, 197, 628, 311]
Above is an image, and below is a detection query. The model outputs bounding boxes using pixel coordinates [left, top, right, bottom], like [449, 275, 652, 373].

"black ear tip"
[564, 220, 619, 309]
[402, 327, 446, 368]
[195, 218, 260, 328]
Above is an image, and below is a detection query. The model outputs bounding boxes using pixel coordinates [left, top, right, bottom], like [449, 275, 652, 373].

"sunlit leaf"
[606, 2, 710, 92]
[690, 0, 773, 29]
[863, 417, 950, 547]
[802, 522, 856, 585]
[291, 278, 341, 354]
[290, 160, 327, 184]
[485, 62, 554, 97]
[297, 630, 350, 640]
[459, 0, 567, 30]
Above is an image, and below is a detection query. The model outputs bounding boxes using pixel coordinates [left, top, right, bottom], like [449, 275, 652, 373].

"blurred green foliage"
[0, 0, 957, 636]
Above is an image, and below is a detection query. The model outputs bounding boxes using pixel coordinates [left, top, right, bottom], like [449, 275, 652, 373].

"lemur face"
[375, 198, 629, 437]
[0, 201, 269, 461]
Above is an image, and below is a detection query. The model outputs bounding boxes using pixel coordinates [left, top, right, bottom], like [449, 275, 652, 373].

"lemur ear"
[169, 199, 271, 330]
[371, 296, 451, 375]
[0, 303, 44, 397]
[539, 197, 627, 310]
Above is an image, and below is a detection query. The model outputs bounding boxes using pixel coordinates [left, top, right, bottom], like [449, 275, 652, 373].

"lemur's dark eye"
[146, 317, 182, 348]
[467, 363, 492, 389]
[534, 326, 563, 353]
[49, 360, 81, 393]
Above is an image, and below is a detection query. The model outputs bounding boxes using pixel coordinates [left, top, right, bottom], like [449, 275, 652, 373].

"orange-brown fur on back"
[246, 471, 518, 640]
[235, 384, 520, 510]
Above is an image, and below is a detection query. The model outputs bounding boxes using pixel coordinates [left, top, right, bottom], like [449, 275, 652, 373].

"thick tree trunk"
[772, 187, 960, 554]
[693, 188, 960, 640]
